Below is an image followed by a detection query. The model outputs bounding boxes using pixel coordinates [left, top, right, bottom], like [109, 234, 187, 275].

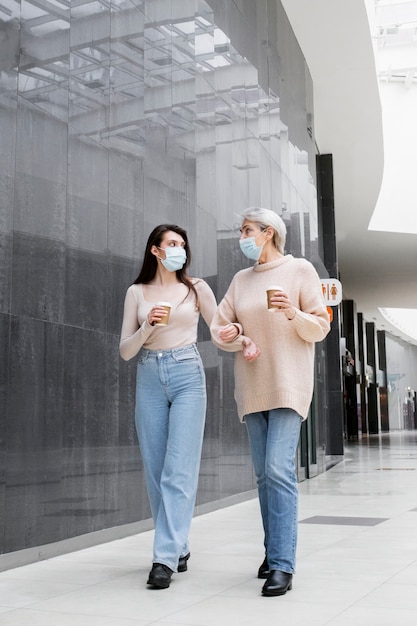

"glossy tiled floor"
[1, 431, 417, 626]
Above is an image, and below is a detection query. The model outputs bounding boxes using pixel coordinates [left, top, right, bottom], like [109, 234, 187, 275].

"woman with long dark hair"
[120, 224, 216, 589]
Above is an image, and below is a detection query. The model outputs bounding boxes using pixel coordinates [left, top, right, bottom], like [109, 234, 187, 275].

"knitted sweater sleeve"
[210, 279, 244, 353]
[290, 264, 330, 343]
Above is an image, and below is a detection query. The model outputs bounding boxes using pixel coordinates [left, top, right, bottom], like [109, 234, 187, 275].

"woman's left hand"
[242, 337, 261, 362]
[218, 324, 239, 342]
[269, 290, 296, 320]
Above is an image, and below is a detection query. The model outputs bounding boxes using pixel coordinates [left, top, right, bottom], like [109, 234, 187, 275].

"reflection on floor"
[1, 430, 417, 625]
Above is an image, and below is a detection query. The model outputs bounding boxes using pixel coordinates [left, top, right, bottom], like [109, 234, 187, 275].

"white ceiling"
[281, 0, 417, 345]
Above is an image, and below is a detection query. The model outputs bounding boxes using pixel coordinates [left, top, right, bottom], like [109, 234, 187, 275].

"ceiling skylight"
[368, 0, 417, 235]
[379, 307, 417, 342]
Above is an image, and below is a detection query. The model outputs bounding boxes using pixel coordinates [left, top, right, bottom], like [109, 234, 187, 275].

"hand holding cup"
[267, 285, 284, 311]
[149, 302, 172, 326]
[266, 286, 296, 320]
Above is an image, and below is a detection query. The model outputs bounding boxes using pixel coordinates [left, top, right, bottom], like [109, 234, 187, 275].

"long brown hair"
[133, 224, 198, 303]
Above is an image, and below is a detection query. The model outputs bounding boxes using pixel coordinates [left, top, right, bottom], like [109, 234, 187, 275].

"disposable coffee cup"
[155, 301, 172, 326]
[266, 285, 283, 310]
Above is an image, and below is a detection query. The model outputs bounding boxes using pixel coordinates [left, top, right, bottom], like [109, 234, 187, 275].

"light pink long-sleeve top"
[120, 279, 217, 361]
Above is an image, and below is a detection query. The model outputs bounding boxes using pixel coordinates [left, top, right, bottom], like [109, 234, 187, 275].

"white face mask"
[157, 246, 187, 272]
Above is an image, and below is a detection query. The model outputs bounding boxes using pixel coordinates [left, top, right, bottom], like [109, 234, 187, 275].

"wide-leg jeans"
[135, 344, 206, 572]
[245, 408, 302, 574]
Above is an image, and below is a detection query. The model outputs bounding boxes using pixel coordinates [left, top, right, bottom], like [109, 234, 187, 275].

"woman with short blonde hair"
[211, 207, 329, 597]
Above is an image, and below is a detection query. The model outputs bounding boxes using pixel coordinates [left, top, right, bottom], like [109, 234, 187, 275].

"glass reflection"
[18, 0, 70, 122]
[0, 0, 328, 556]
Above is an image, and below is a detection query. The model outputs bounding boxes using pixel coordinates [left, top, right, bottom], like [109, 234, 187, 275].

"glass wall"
[0, 0, 330, 557]
[386, 335, 417, 430]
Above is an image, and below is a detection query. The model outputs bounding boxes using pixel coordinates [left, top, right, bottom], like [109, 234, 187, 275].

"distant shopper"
[211, 207, 330, 596]
[120, 224, 217, 589]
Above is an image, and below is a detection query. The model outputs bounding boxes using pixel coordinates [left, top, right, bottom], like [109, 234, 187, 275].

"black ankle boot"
[178, 552, 190, 572]
[147, 563, 173, 589]
[257, 556, 270, 579]
[262, 570, 292, 596]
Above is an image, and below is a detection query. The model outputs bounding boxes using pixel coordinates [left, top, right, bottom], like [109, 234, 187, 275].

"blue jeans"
[245, 408, 302, 574]
[135, 344, 206, 572]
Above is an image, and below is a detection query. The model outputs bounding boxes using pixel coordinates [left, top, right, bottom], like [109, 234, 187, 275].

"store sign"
[321, 278, 342, 306]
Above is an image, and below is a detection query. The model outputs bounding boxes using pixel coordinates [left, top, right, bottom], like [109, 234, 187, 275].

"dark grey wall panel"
[0, 0, 333, 560]
[11, 233, 66, 322]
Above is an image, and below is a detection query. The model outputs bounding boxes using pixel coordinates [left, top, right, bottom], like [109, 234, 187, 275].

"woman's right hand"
[242, 337, 260, 362]
[147, 305, 168, 326]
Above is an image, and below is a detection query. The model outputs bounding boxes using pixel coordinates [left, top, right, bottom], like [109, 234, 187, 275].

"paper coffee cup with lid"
[155, 302, 172, 326]
[266, 285, 283, 310]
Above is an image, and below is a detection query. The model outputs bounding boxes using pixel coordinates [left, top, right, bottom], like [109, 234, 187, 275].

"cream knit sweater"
[210, 255, 330, 421]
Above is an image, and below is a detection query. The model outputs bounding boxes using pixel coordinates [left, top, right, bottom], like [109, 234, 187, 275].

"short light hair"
[241, 207, 286, 254]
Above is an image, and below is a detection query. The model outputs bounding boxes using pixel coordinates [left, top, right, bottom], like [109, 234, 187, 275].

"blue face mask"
[239, 233, 265, 261]
[158, 246, 187, 272]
